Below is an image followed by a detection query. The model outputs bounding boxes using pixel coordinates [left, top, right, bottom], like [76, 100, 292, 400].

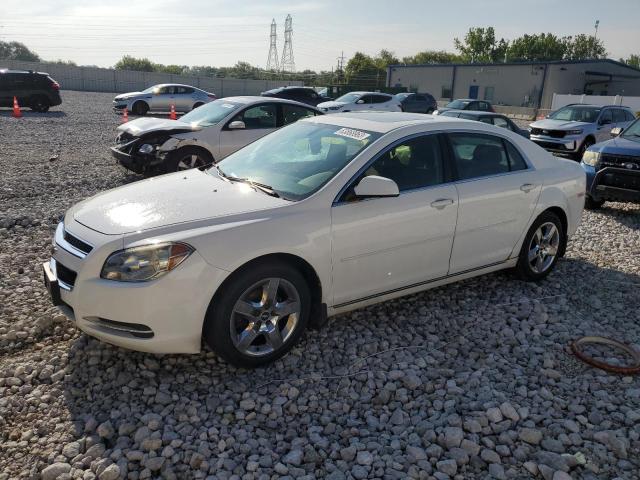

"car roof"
[220, 96, 323, 109]
[306, 111, 467, 133]
[152, 83, 199, 88]
[444, 110, 501, 117]
[346, 91, 392, 96]
[0, 69, 49, 75]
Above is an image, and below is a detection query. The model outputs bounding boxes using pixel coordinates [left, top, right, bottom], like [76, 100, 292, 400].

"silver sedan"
[113, 84, 216, 115]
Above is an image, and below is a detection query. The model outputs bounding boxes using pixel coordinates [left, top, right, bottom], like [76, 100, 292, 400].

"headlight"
[139, 144, 155, 154]
[566, 129, 583, 135]
[101, 242, 194, 282]
[433, 110, 439, 115]
[582, 150, 600, 166]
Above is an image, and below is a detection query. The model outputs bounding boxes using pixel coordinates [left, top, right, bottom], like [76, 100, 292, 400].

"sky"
[1, 0, 639, 72]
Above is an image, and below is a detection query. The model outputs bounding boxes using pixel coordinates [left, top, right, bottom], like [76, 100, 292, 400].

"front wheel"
[203, 261, 311, 367]
[515, 212, 565, 281]
[584, 195, 605, 210]
[132, 101, 149, 116]
[574, 138, 594, 161]
[167, 147, 213, 172]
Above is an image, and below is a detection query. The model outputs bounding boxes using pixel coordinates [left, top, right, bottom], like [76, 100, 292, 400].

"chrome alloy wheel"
[230, 277, 301, 357]
[528, 222, 560, 274]
[176, 154, 206, 171]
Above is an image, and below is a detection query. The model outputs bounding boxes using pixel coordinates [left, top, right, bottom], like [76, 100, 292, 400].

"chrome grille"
[600, 153, 640, 170]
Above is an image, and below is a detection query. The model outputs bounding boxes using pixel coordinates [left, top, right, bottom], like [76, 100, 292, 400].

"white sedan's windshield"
[335, 93, 361, 103]
[212, 122, 381, 200]
[180, 100, 241, 126]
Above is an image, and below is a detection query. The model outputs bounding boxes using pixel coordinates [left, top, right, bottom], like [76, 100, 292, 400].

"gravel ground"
[1, 91, 639, 480]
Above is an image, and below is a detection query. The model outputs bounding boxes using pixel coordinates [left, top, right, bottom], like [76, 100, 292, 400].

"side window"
[625, 110, 636, 121]
[282, 104, 317, 125]
[359, 135, 444, 192]
[158, 86, 173, 94]
[179, 87, 194, 94]
[504, 141, 528, 171]
[449, 133, 510, 180]
[493, 117, 511, 130]
[466, 102, 478, 110]
[414, 95, 426, 101]
[479, 102, 490, 111]
[232, 104, 277, 129]
[359, 95, 373, 104]
[479, 117, 493, 124]
[599, 109, 613, 124]
[612, 109, 626, 123]
[371, 95, 391, 104]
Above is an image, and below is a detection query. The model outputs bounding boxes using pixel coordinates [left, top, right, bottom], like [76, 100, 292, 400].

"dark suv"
[0, 69, 62, 112]
[261, 86, 329, 107]
[395, 92, 437, 113]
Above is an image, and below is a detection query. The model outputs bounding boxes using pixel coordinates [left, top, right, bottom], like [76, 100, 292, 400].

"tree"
[621, 54, 640, 69]
[507, 33, 568, 61]
[564, 34, 606, 60]
[0, 40, 41, 62]
[345, 52, 379, 86]
[454, 27, 508, 62]
[402, 50, 464, 65]
[114, 55, 156, 72]
[374, 49, 399, 70]
[158, 64, 186, 75]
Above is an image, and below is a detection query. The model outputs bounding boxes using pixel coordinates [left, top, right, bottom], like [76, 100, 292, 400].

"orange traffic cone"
[12, 96, 22, 118]
[122, 107, 129, 123]
[169, 104, 177, 120]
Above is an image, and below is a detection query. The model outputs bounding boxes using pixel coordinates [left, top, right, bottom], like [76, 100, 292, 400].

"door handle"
[430, 198, 454, 209]
[520, 183, 536, 193]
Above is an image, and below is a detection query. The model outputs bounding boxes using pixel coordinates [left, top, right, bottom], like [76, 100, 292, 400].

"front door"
[468, 85, 479, 99]
[331, 133, 458, 306]
[150, 85, 175, 112]
[218, 103, 278, 159]
[595, 109, 613, 143]
[446, 132, 541, 273]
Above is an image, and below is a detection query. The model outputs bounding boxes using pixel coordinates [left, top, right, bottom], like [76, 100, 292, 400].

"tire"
[515, 211, 565, 281]
[203, 261, 311, 367]
[166, 146, 213, 172]
[584, 195, 605, 210]
[30, 95, 50, 112]
[574, 137, 594, 161]
[192, 102, 204, 110]
[132, 101, 149, 116]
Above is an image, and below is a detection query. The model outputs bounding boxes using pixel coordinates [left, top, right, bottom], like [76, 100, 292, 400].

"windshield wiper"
[213, 166, 282, 198]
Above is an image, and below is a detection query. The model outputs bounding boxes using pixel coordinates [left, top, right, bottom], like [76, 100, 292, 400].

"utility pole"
[336, 51, 345, 84]
[594, 19, 600, 40]
[280, 14, 295, 73]
[266, 19, 279, 72]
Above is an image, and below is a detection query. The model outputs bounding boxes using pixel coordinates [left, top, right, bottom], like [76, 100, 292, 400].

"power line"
[280, 14, 295, 73]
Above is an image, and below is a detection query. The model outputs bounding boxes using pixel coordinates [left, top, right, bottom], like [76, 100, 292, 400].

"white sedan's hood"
[117, 117, 199, 136]
[69, 169, 288, 235]
[114, 92, 143, 100]
[317, 100, 347, 109]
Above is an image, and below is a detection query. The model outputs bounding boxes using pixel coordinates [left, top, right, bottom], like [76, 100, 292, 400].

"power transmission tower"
[280, 14, 295, 73]
[336, 51, 345, 83]
[266, 19, 279, 71]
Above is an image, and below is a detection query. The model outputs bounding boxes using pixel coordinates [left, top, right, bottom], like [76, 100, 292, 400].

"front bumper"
[584, 164, 640, 203]
[530, 135, 580, 153]
[45, 222, 230, 354]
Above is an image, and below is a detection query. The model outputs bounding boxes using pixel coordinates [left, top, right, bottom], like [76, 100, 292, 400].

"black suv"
[261, 86, 329, 107]
[0, 69, 62, 112]
[395, 92, 437, 114]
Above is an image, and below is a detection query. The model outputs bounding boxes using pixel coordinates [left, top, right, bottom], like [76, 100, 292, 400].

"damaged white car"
[110, 96, 323, 174]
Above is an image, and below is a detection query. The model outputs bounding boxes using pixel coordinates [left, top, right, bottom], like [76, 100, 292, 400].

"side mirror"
[356, 99, 365, 104]
[228, 120, 246, 130]
[611, 127, 623, 137]
[354, 176, 399, 198]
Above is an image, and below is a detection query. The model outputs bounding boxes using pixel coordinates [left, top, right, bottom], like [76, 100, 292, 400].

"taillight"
[51, 82, 60, 90]
[207, 94, 216, 99]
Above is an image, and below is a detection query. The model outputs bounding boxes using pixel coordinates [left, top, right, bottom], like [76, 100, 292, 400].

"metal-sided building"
[387, 59, 640, 109]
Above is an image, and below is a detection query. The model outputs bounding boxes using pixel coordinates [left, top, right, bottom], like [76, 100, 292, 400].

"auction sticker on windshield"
[335, 128, 370, 141]
[221, 103, 236, 109]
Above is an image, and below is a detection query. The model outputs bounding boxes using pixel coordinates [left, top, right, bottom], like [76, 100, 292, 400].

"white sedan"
[45, 113, 585, 367]
[111, 96, 322, 174]
[318, 91, 402, 113]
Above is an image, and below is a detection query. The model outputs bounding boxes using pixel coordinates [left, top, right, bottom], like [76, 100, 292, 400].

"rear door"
[174, 86, 194, 111]
[596, 108, 613, 142]
[372, 94, 396, 111]
[446, 132, 541, 273]
[218, 102, 278, 158]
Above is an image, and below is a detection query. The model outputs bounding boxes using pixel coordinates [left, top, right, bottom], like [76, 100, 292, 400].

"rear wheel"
[167, 146, 213, 172]
[30, 95, 50, 112]
[203, 261, 311, 367]
[192, 102, 204, 110]
[515, 212, 565, 281]
[584, 195, 605, 210]
[132, 101, 149, 116]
